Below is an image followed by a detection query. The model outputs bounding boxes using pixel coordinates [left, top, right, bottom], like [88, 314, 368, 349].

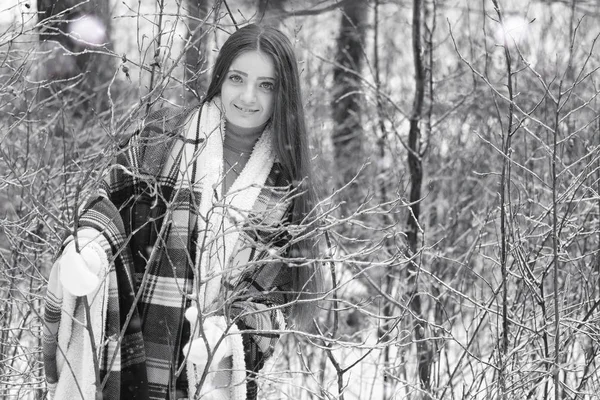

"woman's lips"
[234, 104, 258, 113]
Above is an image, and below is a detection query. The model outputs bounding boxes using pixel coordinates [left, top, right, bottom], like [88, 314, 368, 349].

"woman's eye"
[260, 82, 274, 91]
[229, 74, 243, 83]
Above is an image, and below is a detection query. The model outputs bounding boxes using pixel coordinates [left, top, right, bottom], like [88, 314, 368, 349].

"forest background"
[1, 0, 600, 399]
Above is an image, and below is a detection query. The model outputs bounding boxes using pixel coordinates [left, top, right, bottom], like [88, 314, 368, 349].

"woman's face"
[220, 50, 276, 130]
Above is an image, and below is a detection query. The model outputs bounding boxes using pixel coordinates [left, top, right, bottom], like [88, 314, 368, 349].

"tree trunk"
[37, 0, 113, 112]
[406, 0, 433, 397]
[184, 0, 212, 102]
[331, 0, 368, 187]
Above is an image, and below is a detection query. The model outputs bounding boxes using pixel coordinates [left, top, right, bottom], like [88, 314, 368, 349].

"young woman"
[43, 24, 320, 400]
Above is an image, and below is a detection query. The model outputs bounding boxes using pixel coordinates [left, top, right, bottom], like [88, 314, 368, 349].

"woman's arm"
[228, 259, 294, 367]
[43, 106, 189, 398]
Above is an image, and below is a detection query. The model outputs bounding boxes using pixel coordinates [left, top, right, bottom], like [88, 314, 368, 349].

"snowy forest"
[1, 0, 600, 399]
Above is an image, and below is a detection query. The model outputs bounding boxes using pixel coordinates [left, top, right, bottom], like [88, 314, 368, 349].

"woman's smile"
[234, 104, 259, 114]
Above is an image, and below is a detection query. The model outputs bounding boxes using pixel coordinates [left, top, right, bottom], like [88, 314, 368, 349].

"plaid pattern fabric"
[45, 104, 296, 400]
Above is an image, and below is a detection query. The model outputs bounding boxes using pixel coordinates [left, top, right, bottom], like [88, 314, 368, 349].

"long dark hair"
[204, 24, 321, 329]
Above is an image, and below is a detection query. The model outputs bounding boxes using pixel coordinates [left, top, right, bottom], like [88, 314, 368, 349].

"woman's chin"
[226, 116, 268, 131]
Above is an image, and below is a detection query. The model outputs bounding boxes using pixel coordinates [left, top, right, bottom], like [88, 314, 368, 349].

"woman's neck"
[224, 119, 266, 153]
[222, 120, 266, 193]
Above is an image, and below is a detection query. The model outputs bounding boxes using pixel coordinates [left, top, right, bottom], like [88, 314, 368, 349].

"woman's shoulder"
[141, 102, 201, 139]
[117, 102, 201, 148]
[115, 102, 201, 177]
[267, 161, 294, 190]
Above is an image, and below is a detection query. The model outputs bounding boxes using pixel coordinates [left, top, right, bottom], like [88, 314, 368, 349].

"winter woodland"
[1, 0, 600, 399]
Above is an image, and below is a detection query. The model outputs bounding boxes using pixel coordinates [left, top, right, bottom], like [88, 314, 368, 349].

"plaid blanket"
[44, 102, 296, 399]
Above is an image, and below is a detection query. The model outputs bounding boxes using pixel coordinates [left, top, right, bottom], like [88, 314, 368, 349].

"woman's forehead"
[229, 50, 276, 79]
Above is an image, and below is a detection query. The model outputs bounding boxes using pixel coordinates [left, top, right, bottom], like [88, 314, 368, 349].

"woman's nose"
[240, 84, 256, 103]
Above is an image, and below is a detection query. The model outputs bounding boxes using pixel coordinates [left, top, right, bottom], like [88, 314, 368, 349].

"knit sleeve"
[43, 106, 187, 400]
[43, 145, 139, 400]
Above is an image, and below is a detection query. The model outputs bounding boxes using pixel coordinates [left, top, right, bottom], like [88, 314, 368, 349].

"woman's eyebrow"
[228, 69, 276, 81]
